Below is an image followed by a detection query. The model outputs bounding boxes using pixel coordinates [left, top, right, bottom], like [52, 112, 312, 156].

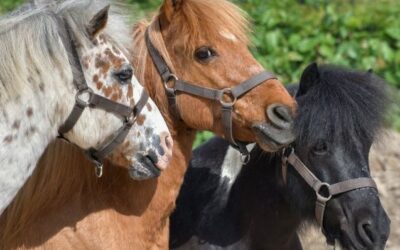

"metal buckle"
[315, 182, 332, 202]
[240, 153, 250, 164]
[164, 74, 178, 94]
[219, 88, 237, 107]
[75, 88, 94, 107]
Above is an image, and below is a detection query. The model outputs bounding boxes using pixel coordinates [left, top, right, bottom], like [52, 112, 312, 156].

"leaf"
[385, 27, 400, 40]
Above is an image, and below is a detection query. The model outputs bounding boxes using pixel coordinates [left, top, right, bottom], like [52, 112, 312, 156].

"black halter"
[55, 16, 149, 177]
[145, 27, 277, 161]
[281, 147, 377, 230]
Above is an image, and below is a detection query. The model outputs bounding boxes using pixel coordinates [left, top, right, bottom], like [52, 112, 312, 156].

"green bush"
[0, 0, 24, 13]
[244, 0, 400, 87]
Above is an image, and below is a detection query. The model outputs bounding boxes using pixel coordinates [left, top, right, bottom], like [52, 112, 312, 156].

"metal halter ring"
[125, 111, 137, 125]
[164, 74, 178, 93]
[315, 182, 332, 202]
[75, 88, 94, 107]
[219, 88, 237, 107]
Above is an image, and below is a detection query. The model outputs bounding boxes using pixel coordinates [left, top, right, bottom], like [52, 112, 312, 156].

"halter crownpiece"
[281, 147, 377, 229]
[145, 27, 277, 161]
[55, 15, 149, 177]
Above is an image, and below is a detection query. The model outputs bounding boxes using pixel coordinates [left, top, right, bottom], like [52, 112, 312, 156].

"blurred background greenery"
[1, 0, 399, 147]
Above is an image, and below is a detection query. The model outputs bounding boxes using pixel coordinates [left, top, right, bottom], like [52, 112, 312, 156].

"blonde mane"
[0, 0, 133, 245]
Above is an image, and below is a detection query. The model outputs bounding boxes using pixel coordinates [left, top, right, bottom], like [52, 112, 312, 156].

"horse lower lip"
[129, 156, 161, 179]
[144, 156, 161, 172]
[252, 123, 295, 146]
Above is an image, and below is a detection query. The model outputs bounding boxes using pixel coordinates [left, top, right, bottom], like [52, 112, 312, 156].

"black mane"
[294, 65, 388, 147]
[170, 64, 390, 250]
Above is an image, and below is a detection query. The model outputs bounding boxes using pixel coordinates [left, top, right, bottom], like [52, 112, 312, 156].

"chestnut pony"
[1, 0, 296, 249]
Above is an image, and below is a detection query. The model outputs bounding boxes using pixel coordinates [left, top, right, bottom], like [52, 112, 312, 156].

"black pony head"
[286, 63, 390, 249]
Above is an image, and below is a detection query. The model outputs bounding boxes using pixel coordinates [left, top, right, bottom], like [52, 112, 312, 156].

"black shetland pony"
[170, 63, 391, 250]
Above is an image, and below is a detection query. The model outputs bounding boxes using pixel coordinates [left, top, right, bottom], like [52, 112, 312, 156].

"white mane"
[0, 0, 131, 105]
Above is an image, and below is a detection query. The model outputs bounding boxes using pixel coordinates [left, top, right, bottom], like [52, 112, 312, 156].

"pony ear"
[160, 0, 184, 25]
[297, 62, 320, 97]
[87, 5, 110, 39]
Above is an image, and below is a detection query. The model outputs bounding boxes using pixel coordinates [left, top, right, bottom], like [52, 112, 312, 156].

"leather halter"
[55, 16, 149, 177]
[281, 148, 377, 229]
[145, 28, 277, 161]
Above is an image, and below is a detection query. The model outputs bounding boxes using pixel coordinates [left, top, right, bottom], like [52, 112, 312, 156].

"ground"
[300, 130, 400, 249]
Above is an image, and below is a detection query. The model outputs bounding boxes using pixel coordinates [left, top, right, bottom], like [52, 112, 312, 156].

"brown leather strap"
[329, 177, 377, 195]
[231, 71, 277, 97]
[144, 29, 181, 120]
[282, 149, 377, 228]
[145, 28, 276, 158]
[88, 91, 149, 164]
[90, 94, 134, 117]
[58, 100, 86, 134]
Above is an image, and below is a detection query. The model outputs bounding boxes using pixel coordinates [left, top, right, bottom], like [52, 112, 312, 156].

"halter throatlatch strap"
[56, 16, 149, 177]
[281, 149, 377, 228]
[145, 28, 276, 160]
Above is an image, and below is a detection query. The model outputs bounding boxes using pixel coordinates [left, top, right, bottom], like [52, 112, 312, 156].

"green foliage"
[0, 0, 24, 13]
[193, 131, 214, 148]
[243, 0, 400, 88]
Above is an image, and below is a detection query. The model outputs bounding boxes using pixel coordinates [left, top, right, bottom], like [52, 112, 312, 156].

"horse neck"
[0, 71, 74, 215]
[195, 149, 303, 249]
[243, 151, 303, 249]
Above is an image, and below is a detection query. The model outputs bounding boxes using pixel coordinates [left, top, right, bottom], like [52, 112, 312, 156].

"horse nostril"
[160, 133, 173, 159]
[266, 104, 293, 129]
[357, 220, 377, 247]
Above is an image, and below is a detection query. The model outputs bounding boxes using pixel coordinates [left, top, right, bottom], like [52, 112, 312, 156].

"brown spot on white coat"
[136, 114, 146, 126]
[146, 103, 152, 111]
[26, 108, 33, 117]
[3, 135, 12, 143]
[12, 121, 20, 129]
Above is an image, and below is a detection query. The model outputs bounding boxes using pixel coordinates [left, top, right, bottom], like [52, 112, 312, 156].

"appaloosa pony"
[1, 0, 296, 248]
[171, 63, 391, 250]
[0, 0, 172, 216]
[0, 0, 173, 248]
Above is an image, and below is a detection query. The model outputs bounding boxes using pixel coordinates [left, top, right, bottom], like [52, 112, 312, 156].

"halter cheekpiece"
[281, 147, 377, 231]
[55, 16, 149, 177]
[145, 27, 277, 161]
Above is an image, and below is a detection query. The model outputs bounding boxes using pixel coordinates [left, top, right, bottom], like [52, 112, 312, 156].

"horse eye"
[114, 67, 133, 84]
[194, 47, 216, 63]
[312, 141, 328, 155]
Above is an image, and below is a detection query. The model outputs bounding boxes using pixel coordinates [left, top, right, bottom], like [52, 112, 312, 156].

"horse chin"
[128, 155, 161, 180]
[324, 225, 383, 250]
[251, 122, 295, 152]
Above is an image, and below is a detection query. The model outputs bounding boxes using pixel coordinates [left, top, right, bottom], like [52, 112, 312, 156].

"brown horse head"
[133, 0, 296, 152]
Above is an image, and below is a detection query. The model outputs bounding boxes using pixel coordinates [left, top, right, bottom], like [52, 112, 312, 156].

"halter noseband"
[56, 16, 149, 177]
[281, 148, 377, 230]
[145, 28, 277, 161]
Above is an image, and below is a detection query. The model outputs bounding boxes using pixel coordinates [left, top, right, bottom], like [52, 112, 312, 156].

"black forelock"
[294, 65, 388, 147]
